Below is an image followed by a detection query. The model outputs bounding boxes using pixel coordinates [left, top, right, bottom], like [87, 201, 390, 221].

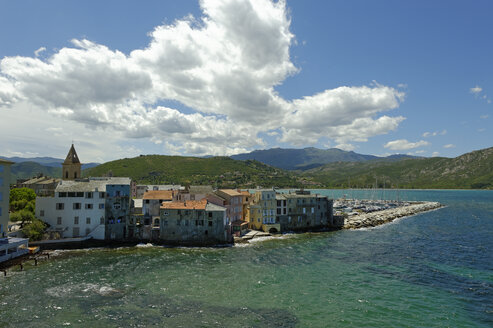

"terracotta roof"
[161, 199, 207, 210]
[240, 190, 251, 196]
[143, 190, 174, 200]
[217, 189, 242, 197]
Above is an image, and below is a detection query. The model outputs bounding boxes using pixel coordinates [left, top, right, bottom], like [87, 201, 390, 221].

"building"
[159, 199, 231, 244]
[174, 185, 213, 202]
[36, 177, 131, 240]
[248, 189, 280, 233]
[0, 159, 29, 263]
[135, 184, 182, 199]
[277, 190, 334, 232]
[18, 175, 60, 197]
[0, 159, 14, 238]
[62, 144, 82, 180]
[142, 190, 175, 218]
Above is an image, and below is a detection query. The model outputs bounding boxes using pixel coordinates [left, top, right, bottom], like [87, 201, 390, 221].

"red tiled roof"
[160, 199, 207, 210]
[143, 190, 174, 200]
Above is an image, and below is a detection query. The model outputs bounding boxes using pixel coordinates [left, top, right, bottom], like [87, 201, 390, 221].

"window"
[311, 207, 314, 214]
[163, 211, 169, 216]
[208, 212, 212, 218]
[68, 192, 76, 197]
[99, 203, 104, 209]
[177, 219, 181, 226]
[113, 203, 121, 210]
[145, 199, 149, 204]
[73, 203, 81, 210]
[0, 192, 2, 201]
[86, 217, 91, 224]
[56, 203, 64, 210]
[57, 217, 62, 225]
[154, 218, 160, 226]
[303, 208, 306, 214]
[288, 216, 292, 223]
[85, 228, 91, 235]
[100, 217, 104, 224]
[185, 220, 189, 226]
[76, 192, 84, 197]
[86, 192, 93, 198]
[74, 216, 79, 224]
[208, 221, 213, 226]
[115, 190, 121, 197]
[40, 210, 44, 217]
[162, 219, 167, 226]
[73, 227, 79, 237]
[85, 204, 93, 209]
[59, 192, 67, 197]
[99, 192, 105, 198]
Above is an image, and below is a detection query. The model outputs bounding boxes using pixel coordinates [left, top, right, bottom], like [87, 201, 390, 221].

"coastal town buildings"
[159, 199, 231, 244]
[36, 177, 131, 240]
[0, 159, 29, 263]
[17, 175, 60, 197]
[248, 189, 279, 233]
[174, 185, 213, 201]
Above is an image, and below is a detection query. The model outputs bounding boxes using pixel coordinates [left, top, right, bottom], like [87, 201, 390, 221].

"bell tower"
[62, 144, 82, 180]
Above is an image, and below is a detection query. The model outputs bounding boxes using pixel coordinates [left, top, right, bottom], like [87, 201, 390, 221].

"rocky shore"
[343, 201, 443, 229]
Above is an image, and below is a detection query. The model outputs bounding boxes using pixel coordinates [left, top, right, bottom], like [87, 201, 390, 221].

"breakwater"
[343, 201, 443, 229]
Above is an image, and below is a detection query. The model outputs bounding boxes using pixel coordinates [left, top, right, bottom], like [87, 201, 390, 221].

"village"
[1, 145, 441, 266]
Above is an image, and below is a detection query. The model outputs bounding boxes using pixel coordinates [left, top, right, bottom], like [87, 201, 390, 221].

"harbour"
[1, 189, 491, 327]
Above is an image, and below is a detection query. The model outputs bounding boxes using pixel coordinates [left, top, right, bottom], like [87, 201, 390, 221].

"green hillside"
[302, 147, 493, 189]
[11, 162, 61, 180]
[83, 155, 301, 188]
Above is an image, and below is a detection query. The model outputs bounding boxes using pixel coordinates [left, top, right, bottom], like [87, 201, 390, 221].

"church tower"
[62, 144, 82, 180]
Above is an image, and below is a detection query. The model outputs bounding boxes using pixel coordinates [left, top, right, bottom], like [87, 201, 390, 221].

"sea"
[0, 189, 492, 327]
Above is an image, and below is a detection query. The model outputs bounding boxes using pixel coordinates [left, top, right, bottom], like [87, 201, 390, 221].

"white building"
[36, 177, 131, 240]
[0, 158, 29, 263]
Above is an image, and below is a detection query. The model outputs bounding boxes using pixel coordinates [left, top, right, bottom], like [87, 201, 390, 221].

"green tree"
[22, 218, 46, 241]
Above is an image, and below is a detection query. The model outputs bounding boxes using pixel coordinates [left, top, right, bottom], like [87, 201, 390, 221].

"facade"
[62, 144, 82, 180]
[135, 184, 182, 199]
[36, 177, 131, 240]
[143, 190, 175, 218]
[0, 159, 14, 238]
[0, 159, 29, 263]
[18, 175, 60, 197]
[277, 191, 334, 232]
[104, 181, 132, 240]
[174, 185, 213, 202]
[249, 189, 280, 233]
[159, 199, 231, 244]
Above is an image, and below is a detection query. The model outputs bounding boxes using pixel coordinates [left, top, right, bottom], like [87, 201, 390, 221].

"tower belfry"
[62, 144, 82, 180]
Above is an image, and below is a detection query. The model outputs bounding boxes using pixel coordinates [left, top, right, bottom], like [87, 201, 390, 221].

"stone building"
[62, 144, 81, 180]
[248, 189, 279, 233]
[277, 190, 334, 232]
[159, 199, 231, 245]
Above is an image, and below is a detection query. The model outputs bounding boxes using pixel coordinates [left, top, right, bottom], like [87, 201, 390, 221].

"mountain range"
[231, 147, 418, 170]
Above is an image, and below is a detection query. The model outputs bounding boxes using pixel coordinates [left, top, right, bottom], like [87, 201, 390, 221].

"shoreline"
[342, 201, 444, 229]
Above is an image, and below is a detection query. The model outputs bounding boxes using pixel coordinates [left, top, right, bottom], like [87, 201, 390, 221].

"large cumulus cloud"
[0, 0, 404, 156]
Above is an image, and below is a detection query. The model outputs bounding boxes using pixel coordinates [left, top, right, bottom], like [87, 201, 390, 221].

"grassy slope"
[83, 155, 300, 188]
[302, 147, 493, 189]
[11, 162, 62, 180]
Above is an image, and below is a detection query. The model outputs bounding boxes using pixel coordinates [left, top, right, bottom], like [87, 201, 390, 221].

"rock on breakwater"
[343, 201, 443, 229]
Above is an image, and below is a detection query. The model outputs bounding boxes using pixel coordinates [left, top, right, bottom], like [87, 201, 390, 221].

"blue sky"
[0, 0, 491, 162]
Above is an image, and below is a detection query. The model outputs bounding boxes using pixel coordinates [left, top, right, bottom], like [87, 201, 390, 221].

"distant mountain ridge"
[0, 156, 99, 169]
[231, 147, 419, 170]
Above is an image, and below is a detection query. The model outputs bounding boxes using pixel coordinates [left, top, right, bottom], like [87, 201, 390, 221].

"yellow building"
[0, 159, 14, 238]
[249, 189, 280, 233]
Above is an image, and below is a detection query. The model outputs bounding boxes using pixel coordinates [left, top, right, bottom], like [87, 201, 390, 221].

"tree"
[22, 218, 46, 241]
[9, 188, 36, 212]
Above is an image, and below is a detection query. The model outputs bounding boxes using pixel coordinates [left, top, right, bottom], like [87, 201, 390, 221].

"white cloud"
[443, 144, 455, 149]
[0, 0, 406, 159]
[432, 151, 440, 157]
[480, 114, 489, 119]
[34, 47, 46, 57]
[335, 143, 355, 151]
[384, 139, 430, 151]
[415, 150, 425, 154]
[470, 85, 482, 94]
[422, 129, 446, 138]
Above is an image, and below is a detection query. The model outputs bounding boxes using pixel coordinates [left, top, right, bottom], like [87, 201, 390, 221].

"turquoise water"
[1, 190, 492, 327]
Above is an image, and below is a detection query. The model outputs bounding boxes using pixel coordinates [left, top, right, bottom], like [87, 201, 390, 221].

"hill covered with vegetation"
[301, 147, 493, 189]
[83, 155, 301, 188]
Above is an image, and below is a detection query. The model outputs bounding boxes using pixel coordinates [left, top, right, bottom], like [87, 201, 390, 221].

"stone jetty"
[343, 201, 443, 229]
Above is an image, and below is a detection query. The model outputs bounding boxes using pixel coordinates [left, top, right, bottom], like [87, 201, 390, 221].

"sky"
[0, 0, 492, 163]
